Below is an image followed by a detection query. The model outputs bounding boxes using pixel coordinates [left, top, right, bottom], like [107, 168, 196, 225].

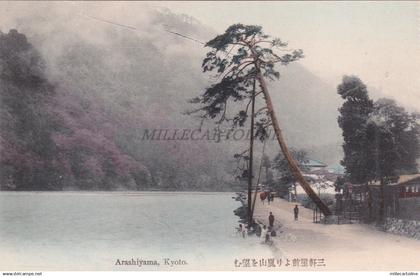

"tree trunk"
[247, 80, 256, 224]
[255, 71, 332, 216]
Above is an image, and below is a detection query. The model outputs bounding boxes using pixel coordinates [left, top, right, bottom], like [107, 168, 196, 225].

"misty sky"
[1, 1, 418, 110]
[155, 1, 420, 110]
[0, 1, 418, 177]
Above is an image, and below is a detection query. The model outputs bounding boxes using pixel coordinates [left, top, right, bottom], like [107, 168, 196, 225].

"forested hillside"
[0, 6, 371, 191]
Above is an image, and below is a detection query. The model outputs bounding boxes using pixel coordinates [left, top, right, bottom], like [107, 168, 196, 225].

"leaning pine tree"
[188, 24, 332, 222]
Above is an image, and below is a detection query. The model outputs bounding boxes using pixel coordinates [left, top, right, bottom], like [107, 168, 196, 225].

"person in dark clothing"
[268, 212, 274, 228]
[294, 205, 299, 221]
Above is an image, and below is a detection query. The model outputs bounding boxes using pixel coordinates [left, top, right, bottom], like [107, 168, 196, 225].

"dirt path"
[253, 195, 420, 271]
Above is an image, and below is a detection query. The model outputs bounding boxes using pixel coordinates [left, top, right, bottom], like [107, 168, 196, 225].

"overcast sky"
[154, 1, 420, 110]
[1, 1, 418, 110]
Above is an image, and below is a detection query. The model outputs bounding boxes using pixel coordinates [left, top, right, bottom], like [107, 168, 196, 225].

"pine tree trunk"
[255, 71, 332, 216]
[247, 80, 256, 224]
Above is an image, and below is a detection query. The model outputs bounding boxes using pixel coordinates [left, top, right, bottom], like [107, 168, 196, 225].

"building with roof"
[338, 174, 420, 221]
[392, 174, 420, 198]
[371, 174, 420, 220]
[303, 159, 328, 171]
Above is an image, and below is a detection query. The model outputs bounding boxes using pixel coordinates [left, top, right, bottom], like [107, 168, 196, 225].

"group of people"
[260, 211, 276, 243]
[236, 195, 301, 244]
[236, 211, 277, 244]
[260, 191, 275, 205]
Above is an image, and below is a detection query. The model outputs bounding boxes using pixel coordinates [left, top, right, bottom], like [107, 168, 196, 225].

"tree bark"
[247, 79, 256, 224]
[255, 70, 332, 216]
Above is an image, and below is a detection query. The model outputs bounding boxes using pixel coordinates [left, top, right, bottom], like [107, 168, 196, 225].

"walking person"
[268, 212, 275, 228]
[294, 205, 299, 221]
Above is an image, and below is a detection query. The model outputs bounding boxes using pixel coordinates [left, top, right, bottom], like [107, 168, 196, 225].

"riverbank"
[250, 194, 420, 270]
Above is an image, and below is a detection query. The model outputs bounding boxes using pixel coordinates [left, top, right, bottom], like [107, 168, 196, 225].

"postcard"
[0, 1, 419, 274]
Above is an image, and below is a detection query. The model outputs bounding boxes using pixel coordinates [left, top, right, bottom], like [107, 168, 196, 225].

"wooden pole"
[250, 139, 267, 221]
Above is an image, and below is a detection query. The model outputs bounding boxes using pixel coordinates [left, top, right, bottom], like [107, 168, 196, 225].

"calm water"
[0, 192, 274, 270]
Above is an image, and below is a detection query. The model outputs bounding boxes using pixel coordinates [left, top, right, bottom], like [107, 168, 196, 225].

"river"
[0, 191, 274, 270]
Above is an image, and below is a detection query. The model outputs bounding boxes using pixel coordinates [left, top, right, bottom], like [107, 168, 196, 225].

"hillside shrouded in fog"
[0, 2, 356, 191]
